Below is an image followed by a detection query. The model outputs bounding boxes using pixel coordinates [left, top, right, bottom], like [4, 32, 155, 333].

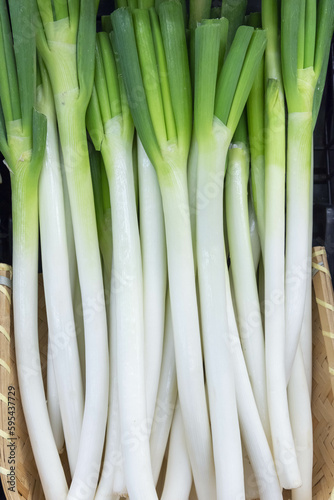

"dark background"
[0, 1, 333, 498]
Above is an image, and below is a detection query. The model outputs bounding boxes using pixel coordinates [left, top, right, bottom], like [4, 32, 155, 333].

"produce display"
[0, 0, 333, 499]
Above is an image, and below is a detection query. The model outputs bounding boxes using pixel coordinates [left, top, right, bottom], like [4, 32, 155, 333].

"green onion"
[0, 1, 68, 498]
[37, 58, 84, 476]
[36, 1, 109, 498]
[111, 4, 217, 498]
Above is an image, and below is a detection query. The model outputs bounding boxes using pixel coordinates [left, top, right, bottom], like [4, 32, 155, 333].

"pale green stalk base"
[187, 136, 198, 259]
[159, 165, 216, 500]
[161, 400, 192, 500]
[150, 293, 177, 485]
[285, 112, 313, 381]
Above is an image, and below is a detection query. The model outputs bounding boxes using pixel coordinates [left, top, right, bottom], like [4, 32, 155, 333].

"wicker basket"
[1, 248, 334, 499]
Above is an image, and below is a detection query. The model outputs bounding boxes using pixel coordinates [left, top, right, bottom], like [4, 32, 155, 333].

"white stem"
[57, 105, 109, 500]
[265, 99, 301, 488]
[161, 400, 192, 500]
[300, 144, 313, 398]
[248, 190, 261, 271]
[60, 148, 77, 299]
[243, 446, 260, 500]
[73, 273, 85, 388]
[159, 164, 216, 500]
[12, 177, 68, 500]
[39, 108, 84, 476]
[288, 347, 313, 500]
[46, 353, 64, 453]
[95, 263, 124, 500]
[226, 144, 269, 439]
[138, 139, 167, 428]
[102, 118, 157, 500]
[225, 261, 283, 500]
[196, 125, 244, 499]
[285, 112, 313, 380]
[187, 136, 198, 259]
[150, 292, 178, 485]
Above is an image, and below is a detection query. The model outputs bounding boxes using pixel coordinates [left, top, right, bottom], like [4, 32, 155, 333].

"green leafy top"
[281, 0, 334, 113]
[36, 0, 96, 110]
[0, 0, 46, 183]
[111, 0, 192, 175]
[86, 30, 133, 150]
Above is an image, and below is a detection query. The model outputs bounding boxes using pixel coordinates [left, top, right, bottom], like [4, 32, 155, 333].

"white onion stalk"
[243, 445, 260, 500]
[248, 192, 261, 271]
[224, 261, 283, 500]
[111, 7, 216, 498]
[262, 1, 301, 486]
[37, 65, 84, 475]
[197, 124, 244, 499]
[288, 347, 313, 500]
[46, 357, 64, 453]
[0, 1, 69, 497]
[300, 148, 313, 398]
[36, 4, 109, 497]
[225, 141, 269, 438]
[138, 138, 167, 428]
[194, 21, 266, 499]
[96, 262, 124, 500]
[150, 293, 178, 485]
[86, 30, 157, 499]
[161, 400, 193, 500]
[281, 0, 334, 380]
[264, 79, 300, 488]
[102, 123, 154, 499]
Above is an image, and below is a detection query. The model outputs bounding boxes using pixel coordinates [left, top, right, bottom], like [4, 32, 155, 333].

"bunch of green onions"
[0, 0, 333, 499]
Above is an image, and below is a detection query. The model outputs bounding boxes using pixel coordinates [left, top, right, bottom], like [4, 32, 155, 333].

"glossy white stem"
[138, 139, 167, 429]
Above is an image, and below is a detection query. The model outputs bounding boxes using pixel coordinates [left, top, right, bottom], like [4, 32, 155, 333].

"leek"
[0, 1, 68, 498]
[195, 19, 266, 498]
[87, 30, 157, 499]
[161, 400, 192, 500]
[282, 0, 334, 380]
[150, 292, 178, 486]
[138, 139, 167, 429]
[37, 59, 84, 475]
[111, 5, 216, 498]
[36, 2, 109, 498]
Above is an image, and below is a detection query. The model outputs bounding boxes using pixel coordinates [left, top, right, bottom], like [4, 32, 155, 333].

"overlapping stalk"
[87, 30, 158, 500]
[111, 4, 216, 498]
[262, 0, 300, 488]
[138, 139, 167, 429]
[194, 18, 277, 498]
[225, 123, 269, 438]
[37, 59, 84, 475]
[282, 0, 334, 380]
[35, 2, 109, 498]
[0, 2, 68, 498]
